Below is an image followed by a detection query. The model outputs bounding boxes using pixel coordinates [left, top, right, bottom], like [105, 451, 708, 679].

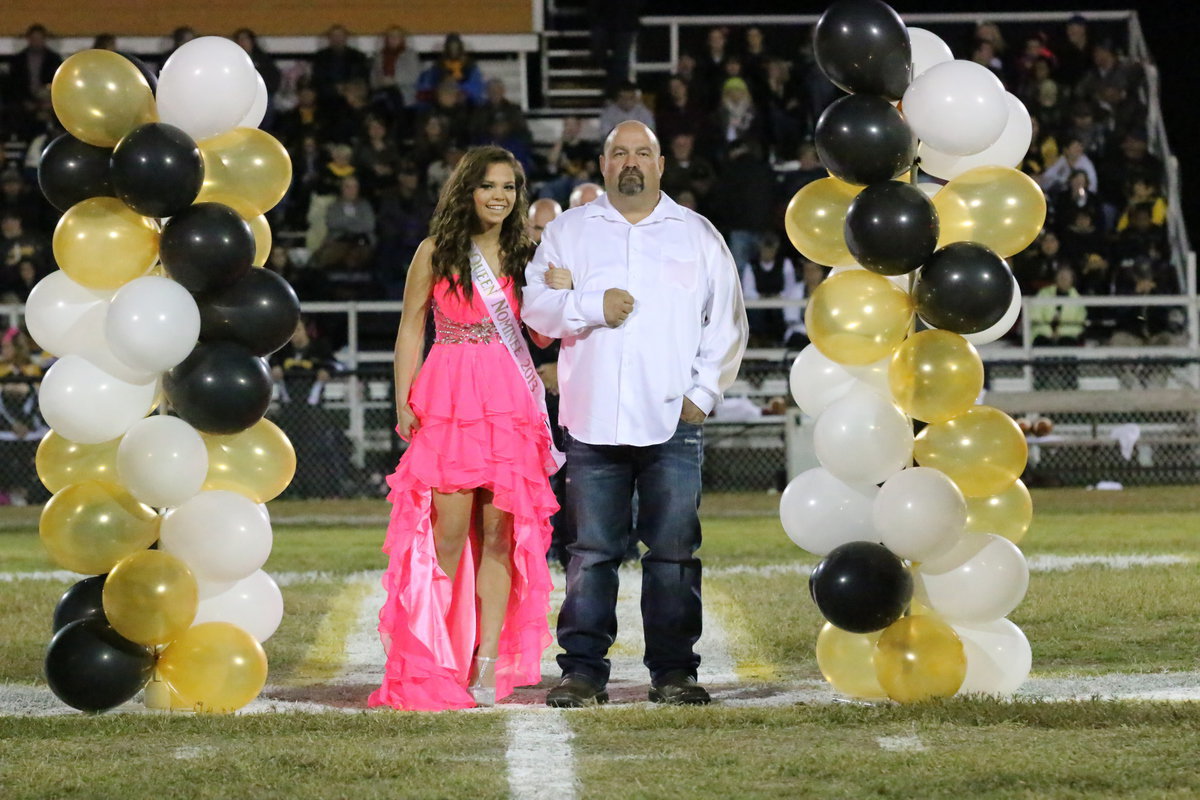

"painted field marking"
[506, 710, 578, 800]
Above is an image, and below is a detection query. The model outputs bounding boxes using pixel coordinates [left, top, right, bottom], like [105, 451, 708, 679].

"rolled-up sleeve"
[522, 221, 608, 338]
[685, 224, 748, 415]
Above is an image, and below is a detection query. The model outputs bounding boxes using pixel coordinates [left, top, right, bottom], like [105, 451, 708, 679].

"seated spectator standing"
[313, 176, 376, 274]
[784, 260, 827, 350]
[597, 81, 655, 140]
[741, 231, 797, 346]
[661, 132, 715, 210]
[311, 25, 371, 105]
[370, 26, 421, 114]
[469, 78, 529, 145]
[374, 160, 433, 299]
[1031, 266, 1087, 346]
[4, 25, 61, 135]
[416, 33, 484, 106]
[655, 75, 705, 151]
[538, 115, 599, 208]
[0, 327, 45, 506]
[270, 319, 354, 497]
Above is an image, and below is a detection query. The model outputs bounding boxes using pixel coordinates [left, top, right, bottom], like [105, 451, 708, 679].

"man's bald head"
[527, 197, 562, 242]
[568, 182, 604, 208]
[603, 120, 661, 160]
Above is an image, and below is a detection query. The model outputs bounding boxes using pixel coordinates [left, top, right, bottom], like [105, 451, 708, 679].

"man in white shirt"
[524, 121, 747, 707]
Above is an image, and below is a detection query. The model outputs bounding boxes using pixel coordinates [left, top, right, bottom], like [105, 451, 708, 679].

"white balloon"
[789, 345, 857, 418]
[38, 355, 157, 444]
[117, 415, 208, 508]
[813, 387, 913, 485]
[915, 533, 1029, 623]
[780, 468, 878, 556]
[157, 37, 259, 141]
[961, 275, 1022, 346]
[193, 570, 284, 642]
[918, 93, 1033, 180]
[161, 490, 273, 582]
[106, 276, 201, 373]
[843, 356, 894, 398]
[24, 271, 158, 384]
[23, 271, 112, 357]
[237, 73, 269, 129]
[907, 28, 954, 79]
[901, 60, 1008, 156]
[953, 618, 1032, 696]
[874, 466, 966, 562]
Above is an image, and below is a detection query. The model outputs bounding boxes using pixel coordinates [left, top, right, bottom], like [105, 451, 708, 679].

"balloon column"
[782, 0, 1040, 703]
[35, 41, 298, 714]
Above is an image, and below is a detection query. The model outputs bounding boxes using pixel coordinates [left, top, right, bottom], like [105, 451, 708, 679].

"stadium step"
[541, 16, 607, 111]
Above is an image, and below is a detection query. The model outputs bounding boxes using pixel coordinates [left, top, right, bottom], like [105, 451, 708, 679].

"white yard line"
[505, 710, 578, 800]
[4, 554, 1192, 587]
[332, 575, 387, 686]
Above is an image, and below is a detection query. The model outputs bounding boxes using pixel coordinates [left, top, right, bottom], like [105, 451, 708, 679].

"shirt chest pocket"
[661, 257, 703, 292]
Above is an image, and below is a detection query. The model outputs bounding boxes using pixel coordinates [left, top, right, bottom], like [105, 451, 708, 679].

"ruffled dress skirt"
[369, 282, 557, 710]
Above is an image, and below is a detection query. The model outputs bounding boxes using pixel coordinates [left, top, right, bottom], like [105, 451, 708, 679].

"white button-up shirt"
[523, 192, 748, 447]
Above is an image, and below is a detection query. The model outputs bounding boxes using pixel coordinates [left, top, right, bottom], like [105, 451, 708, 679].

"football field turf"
[2, 488, 1199, 798]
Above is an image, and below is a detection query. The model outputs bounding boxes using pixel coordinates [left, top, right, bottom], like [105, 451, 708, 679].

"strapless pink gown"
[368, 277, 557, 711]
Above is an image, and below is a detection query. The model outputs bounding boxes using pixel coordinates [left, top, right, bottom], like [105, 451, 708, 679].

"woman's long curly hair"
[428, 145, 536, 302]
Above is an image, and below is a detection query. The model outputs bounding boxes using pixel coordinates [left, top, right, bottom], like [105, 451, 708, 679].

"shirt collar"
[584, 191, 686, 225]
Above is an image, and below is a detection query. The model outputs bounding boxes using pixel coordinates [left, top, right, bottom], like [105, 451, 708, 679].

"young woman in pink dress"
[369, 146, 560, 710]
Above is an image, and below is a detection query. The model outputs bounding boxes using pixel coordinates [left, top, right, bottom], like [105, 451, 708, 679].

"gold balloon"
[196, 128, 293, 218]
[784, 178, 862, 267]
[874, 615, 966, 703]
[914, 406, 1028, 497]
[202, 418, 297, 503]
[159, 622, 268, 713]
[36, 432, 121, 494]
[53, 197, 160, 290]
[933, 166, 1048, 258]
[50, 49, 157, 147]
[39, 480, 160, 574]
[889, 330, 985, 423]
[965, 478, 1034, 544]
[805, 270, 914, 365]
[815, 622, 887, 699]
[103, 550, 198, 647]
[248, 214, 272, 267]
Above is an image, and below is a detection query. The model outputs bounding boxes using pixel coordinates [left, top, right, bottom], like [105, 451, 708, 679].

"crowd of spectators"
[0, 15, 1182, 358]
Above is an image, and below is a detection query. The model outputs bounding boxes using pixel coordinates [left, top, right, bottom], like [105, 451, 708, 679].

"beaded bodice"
[432, 297, 501, 345]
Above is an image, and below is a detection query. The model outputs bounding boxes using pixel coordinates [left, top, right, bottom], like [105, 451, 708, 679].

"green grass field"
[2, 487, 1200, 799]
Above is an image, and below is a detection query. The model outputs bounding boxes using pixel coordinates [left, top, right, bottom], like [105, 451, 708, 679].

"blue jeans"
[556, 420, 704, 685]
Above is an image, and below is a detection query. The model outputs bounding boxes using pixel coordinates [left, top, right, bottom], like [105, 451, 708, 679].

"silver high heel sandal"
[469, 656, 498, 707]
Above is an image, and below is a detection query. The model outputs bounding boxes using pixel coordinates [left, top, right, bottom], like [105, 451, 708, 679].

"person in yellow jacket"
[1030, 266, 1088, 345]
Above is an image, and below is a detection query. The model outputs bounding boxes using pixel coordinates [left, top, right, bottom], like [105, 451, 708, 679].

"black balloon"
[809, 541, 912, 634]
[845, 182, 940, 276]
[164, 341, 273, 434]
[118, 51, 159, 91]
[915, 242, 1013, 334]
[52, 574, 108, 633]
[160, 203, 256, 293]
[813, 0, 912, 100]
[815, 94, 916, 186]
[198, 268, 301, 356]
[111, 122, 203, 218]
[38, 134, 115, 213]
[44, 618, 154, 712]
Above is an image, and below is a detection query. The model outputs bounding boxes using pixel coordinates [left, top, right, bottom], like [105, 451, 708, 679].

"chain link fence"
[3, 355, 1198, 505]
